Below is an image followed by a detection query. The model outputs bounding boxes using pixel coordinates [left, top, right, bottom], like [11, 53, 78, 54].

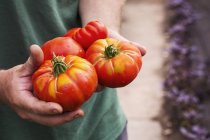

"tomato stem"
[104, 45, 119, 59]
[52, 54, 68, 77]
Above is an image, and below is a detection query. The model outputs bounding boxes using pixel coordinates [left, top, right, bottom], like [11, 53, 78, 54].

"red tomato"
[42, 37, 85, 60]
[64, 21, 108, 50]
[86, 38, 142, 88]
[64, 28, 81, 37]
[32, 55, 98, 111]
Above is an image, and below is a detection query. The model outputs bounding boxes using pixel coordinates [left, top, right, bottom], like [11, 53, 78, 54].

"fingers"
[130, 42, 147, 56]
[16, 91, 63, 115]
[19, 45, 44, 76]
[17, 108, 84, 126]
[108, 29, 147, 56]
[33, 109, 84, 126]
[34, 109, 84, 126]
[14, 91, 84, 126]
[29, 44, 44, 67]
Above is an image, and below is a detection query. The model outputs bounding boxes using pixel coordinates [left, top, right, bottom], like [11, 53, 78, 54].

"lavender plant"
[164, 0, 210, 139]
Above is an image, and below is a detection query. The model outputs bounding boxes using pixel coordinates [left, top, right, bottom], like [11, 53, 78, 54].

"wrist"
[81, 19, 120, 33]
[80, 0, 124, 33]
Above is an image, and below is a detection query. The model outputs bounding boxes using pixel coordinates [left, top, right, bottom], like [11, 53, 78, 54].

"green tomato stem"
[52, 54, 68, 77]
[104, 45, 119, 59]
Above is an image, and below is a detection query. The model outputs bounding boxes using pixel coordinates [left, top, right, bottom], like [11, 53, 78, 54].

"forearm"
[79, 0, 125, 32]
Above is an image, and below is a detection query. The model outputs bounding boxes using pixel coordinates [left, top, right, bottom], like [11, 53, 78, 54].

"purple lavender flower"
[172, 59, 182, 66]
[164, 0, 209, 139]
[169, 23, 186, 34]
[183, 109, 199, 119]
[169, 39, 183, 52]
[180, 126, 209, 140]
[166, 87, 180, 99]
[192, 125, 208, 136]
[180, 127, 197, 139]
[176, 93, 198, 104]
[190, 69, 205, 77]
[168, 0, 184, 7]
[176, 3, 193, 17]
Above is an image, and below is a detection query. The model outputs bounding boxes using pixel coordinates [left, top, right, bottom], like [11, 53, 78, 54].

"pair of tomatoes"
[32, 21, 142, 111]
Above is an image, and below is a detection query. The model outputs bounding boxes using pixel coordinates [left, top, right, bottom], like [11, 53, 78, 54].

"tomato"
[64, 21, 108, 50]
[64, 28, 81, 37]
[32, 55, 98, 111]
[86, 38, 142, 88]
[42, 37, 85, 60]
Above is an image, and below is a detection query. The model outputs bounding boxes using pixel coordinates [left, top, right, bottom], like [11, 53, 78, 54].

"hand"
[108, 29, 146, 56]
[0, 45, 84, 126]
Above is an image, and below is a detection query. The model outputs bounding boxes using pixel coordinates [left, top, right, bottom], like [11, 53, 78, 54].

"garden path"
[118, 0, 166, 139]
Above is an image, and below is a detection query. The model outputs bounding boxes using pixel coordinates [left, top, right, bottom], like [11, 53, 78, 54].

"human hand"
[0, 45, 84, 126]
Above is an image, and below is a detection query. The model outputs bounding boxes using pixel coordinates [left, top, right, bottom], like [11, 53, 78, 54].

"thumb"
[20, 45, 44, 75]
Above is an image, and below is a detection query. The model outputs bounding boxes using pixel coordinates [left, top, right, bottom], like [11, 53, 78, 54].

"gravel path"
[118, 1, 166, 140]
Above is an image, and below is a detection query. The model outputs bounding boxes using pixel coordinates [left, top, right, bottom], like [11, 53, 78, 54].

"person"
[0, 0, 146, 140]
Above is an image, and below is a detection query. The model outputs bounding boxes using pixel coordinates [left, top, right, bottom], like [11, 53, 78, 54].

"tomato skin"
[42, 37, 85, 60]
[64, 28, 81, 37]
[86, 38, 142, 88]
[32, 55, 98, 111]
[64, 21, 108, 50]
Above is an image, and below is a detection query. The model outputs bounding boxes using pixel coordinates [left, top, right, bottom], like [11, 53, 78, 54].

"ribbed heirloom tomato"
[64, 21, 108, 50]
[32, 55, 98, 111]
[42, 37, 85, 60]
[86, 38, 142, 88]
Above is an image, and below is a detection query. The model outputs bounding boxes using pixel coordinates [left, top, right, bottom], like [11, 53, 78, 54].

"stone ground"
[117, 0, 166, 140]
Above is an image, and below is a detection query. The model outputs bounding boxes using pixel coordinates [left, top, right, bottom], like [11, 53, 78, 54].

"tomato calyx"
[52, 54, 68, 77]
[104, 45, 119, 59]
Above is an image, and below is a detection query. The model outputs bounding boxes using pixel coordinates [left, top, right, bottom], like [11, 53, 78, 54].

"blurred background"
[117, 0, 210, 140]
[118, 0, 165, 139]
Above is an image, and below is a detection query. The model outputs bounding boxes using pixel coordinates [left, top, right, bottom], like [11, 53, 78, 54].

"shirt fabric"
[0, 0, 126, 140]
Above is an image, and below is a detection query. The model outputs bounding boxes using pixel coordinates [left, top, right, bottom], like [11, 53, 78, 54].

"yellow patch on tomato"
[106, 38, 120, 47]
[114, 63, 125, 74]
[66, 68, 78, 80]
[73, 63, 88, 71]
[57, 74, 73, 90]
[113, 58, 125, 74]
[48, 79, 56, 98]
[35, 76, 49, 93]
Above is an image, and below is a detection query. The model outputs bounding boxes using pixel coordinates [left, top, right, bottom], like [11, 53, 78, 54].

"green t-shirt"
[0, 0, 126, 140]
